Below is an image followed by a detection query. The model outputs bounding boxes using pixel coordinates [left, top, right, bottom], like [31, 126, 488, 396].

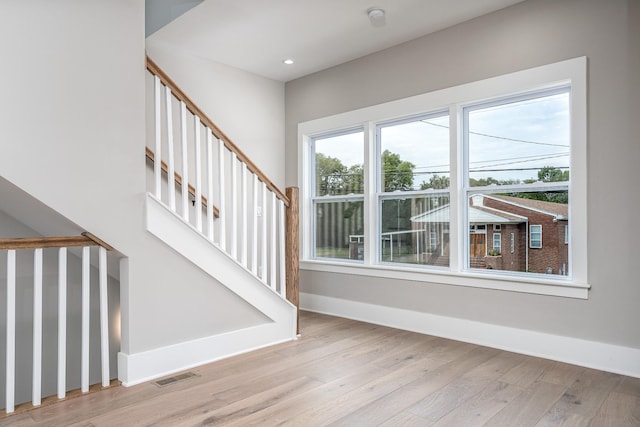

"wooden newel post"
[285, 187, 300, 334]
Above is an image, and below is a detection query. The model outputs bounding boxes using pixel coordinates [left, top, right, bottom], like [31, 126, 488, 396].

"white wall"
[285, 0, 640, 355]
[145, 39, 287, 189]
[0, 0, 269, 363]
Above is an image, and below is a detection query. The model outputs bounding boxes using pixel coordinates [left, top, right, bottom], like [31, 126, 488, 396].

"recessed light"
[283, 59, 294, 65]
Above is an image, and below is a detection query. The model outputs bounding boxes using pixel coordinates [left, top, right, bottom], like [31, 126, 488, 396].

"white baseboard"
[118, 322, 295, 387]
[300, 292, 640, 379]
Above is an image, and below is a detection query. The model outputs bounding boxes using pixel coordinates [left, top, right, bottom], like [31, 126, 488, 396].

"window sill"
[300, 259, 590, 299]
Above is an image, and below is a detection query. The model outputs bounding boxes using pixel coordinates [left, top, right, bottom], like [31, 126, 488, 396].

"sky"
[314, 90, 570, 190]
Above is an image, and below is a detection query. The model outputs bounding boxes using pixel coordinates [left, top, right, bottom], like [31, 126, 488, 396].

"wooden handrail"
[145, 147, 220, 218]
[0, 233, 113, 251]
[146, 56, 289, 207]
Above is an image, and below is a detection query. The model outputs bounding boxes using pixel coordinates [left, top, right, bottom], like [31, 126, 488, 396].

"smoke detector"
[367, 7, 386, 27]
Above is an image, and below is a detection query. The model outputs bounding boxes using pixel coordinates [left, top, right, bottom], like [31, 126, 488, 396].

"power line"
[420, 120, 569, 148]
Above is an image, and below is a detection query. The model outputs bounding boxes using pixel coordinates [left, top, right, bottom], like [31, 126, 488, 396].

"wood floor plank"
[378, 410, 434, 427]
[406, 350, 524, 422]
[6, 311, 640, 427]
[431, 381, 524, 426]
[484, 380, 567, 426]
[535, 368, 623, 426]
[500, 355, 554, 387]
[588, 391, 640, 427]
[327, 346, 499, 426]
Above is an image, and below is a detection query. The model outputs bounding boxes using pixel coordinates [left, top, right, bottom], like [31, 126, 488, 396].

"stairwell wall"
[0, 0, 271, 375]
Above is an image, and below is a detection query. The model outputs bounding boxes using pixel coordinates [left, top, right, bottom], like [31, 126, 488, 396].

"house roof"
[410, 205, 526, 224]
[483, 194, 568, 219]
[411, 193, 569, 225]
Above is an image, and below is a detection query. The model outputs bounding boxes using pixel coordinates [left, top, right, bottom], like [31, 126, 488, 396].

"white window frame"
[298, 57, 589, 299]
[493, 233, 502, 253]
[530, 225, 543, 249]
[510, 232, 515, 254]
[310, 128, 365, 261]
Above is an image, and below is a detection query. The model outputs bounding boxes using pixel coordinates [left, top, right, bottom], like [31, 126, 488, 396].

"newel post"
[285, 187, 300, 334]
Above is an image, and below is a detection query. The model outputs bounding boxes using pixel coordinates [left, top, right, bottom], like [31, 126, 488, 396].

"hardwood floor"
[3, 311, 639, 426]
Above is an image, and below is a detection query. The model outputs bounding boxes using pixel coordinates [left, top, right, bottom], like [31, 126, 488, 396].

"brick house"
[411, 194, 569, 275]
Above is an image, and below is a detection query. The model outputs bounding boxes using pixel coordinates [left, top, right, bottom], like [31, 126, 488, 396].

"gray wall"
[285, 0, 640, 348]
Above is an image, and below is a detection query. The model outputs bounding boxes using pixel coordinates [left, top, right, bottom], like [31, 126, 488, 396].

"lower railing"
[146, 57, 299, 312]
[0, 233, 116, 414]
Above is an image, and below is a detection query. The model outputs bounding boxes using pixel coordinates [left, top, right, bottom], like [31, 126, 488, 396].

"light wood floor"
[3, 311, 640, 426]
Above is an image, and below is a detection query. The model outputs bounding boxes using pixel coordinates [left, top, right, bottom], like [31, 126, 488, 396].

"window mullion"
[363, 122, 377, 265]
[449, 104, 463, 272]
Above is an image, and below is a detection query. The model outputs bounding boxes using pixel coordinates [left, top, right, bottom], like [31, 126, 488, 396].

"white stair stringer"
[117, 193, 296, 386]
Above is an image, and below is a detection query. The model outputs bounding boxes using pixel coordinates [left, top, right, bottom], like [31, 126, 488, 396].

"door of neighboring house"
[470, 233, 486, 258]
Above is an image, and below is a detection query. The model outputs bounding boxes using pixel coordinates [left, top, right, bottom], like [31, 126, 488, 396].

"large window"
[300, 57, 588, 298]
[378, 114, 450, 267]
[312, 129, 364, 260]
[464, 88, 570, 275]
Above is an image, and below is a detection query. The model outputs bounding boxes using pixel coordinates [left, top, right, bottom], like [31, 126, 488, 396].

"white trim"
[300, 293, 640, 379]
[118, 323, 296, 386]
[145, 193, 296, 318]
[301, 260, 588, 299]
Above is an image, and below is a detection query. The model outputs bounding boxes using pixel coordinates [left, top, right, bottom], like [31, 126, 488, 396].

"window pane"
[467, 90, 570, 187]
[468, 191, 568, 276]
[314, 199, 364, 260]
[314, 131, 364, 196]
[379, 114, 450, 192]
[381, 194, 450, 266]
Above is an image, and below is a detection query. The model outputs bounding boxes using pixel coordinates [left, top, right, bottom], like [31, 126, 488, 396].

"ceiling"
[146, 0, 525, 82]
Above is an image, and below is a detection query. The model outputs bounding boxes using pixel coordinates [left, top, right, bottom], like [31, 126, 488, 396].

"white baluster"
[154, 76, 162, 198]
[230, 152, 238, 259]
[58, 248, 67, 399]
[81, 246, 90, 393]
[6, 250, 16, 413]
[217, 139, 226, 250]
[206, 130, 215, 241]
[270, 192, 277, 290]
[165, 86, 176, 210]
[180, 101, 189, 221]
[194, 116, 203, 232]
[33, 248, 43, 406]
[241, 163, 248, 267]
[252, 174, 259, 275]
[99, 247, 110, 388]
[279, 199, 286, 298]
[261, 182, 267, 282]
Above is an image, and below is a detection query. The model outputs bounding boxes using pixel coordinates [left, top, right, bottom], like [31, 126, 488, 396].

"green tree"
[510, 166, 569, 203]
[315, 153, 348, 195]
[382, 150, 415, 191]
[420, 175, 450, 190]
[538, 166, 569, 182]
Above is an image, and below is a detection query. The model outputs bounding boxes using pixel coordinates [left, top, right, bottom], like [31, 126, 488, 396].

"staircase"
[0, 54, 298, 417]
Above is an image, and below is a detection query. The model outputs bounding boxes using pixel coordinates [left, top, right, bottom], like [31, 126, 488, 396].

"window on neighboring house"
[300, 57, 588, 298]
[429, 231, 437, 250]
[530, 225, 543, 248]
[311, 129, 364, 260]
[565, 225, 569, 244]
[493, 233, 501, 253]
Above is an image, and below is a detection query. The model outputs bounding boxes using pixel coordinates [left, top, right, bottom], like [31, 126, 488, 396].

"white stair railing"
[146, 58, 293, 300]
[1, 233, 115, 414]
